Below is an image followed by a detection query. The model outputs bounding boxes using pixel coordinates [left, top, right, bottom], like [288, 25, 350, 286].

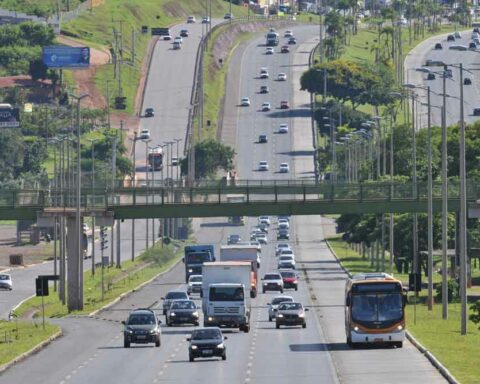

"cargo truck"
[183, 245, 215, 282]
[220, 245, 259, 298]
[202, 261, 251, 332]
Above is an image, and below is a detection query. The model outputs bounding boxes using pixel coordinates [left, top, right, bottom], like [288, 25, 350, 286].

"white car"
[163, 34, 172, 41]
[278, 255, 296, 269]
[259, 67, 269, 79]
[266, 47, 274, 54]
[276, 243, 291, 256]
[279, 163, 290, 173]
[278, 219, 290, 229]
[449, 44, 468, 51]
[174, 36, 183, 44]
[240, 97, 251, 106]
[262, 272, 284, 293]
[187, 274, 202, 295]
[139, 128, 150, 140]
[187, 16, 196, 23]
[279, 249, 294, 258]
[261, 102, 271, 111]
[277, 73, 287, 81]
[279, 123, 289, 133]
[256, 233, 268, 244]
[284, 30, 293, 38]
[267, 295, 294, 321]
[258, 161, 269, 171]
[258, 216, 270, 226]
[0, 273, 12, 290]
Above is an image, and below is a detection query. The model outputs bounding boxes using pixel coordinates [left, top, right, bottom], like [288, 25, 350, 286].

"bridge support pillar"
[67, 214, 83, 311]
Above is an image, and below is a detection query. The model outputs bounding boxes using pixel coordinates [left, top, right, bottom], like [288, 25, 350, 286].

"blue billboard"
[42, 46, 90, 68]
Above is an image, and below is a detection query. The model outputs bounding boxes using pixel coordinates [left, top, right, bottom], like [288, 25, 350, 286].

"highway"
[405, 28, 480, 128]
[1, 22, 447, 384]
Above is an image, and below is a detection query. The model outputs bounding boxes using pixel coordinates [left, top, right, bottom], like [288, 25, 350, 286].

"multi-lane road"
[1, 21, 449, 383]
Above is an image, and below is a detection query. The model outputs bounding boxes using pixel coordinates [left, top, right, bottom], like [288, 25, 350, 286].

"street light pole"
[410, 93, 419, 285]
[426, 86, 434, 310]
[86, 138, 97, 276]
[441, 65, 449, 320]
[144, 138, 152, 249]
[129, 132, 137, 261]
[458, 63, 467, 335]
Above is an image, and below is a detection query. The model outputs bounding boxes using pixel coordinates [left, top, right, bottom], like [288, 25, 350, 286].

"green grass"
[0, 320, 60, 366]
[61, 0, 249, 116]
[0, 0, 83, 16]
[14, 240, 184, 318]
[327, 235, 480, 384]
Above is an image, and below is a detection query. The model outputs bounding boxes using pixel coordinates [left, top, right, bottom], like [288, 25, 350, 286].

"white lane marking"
[65, 375, 71, 380]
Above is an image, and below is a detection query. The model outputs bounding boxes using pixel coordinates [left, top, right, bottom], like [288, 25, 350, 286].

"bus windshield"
[351, 293, 403, 322]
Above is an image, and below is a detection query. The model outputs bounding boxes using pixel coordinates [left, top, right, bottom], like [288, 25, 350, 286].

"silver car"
[0, 274, 12, 290]
[187, 275, 202, 295]
[267, 295, 294, 321]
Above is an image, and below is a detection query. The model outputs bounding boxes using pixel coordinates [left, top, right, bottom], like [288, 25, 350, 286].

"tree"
[181, 139, 235, 179]
[29, 59, 48, 81]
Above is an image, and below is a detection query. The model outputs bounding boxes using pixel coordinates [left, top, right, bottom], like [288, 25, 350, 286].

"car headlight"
[191, 345, 198, 350]
[298, 313, 305, 318]
[188, 269, 193, 273]
[125, 328, 133, 334]
[216, 343, 225, 349]
[170, 312, 176, 316]
[149, 329, 157, 334]
[396, 325, 403, 331]
[263, 282, 268, 286]
[208, 317, 213, 321]
[192, 311, 199, 317]
[277, 314, 284, 318]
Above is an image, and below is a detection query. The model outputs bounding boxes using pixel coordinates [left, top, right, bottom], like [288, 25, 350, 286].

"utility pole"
[427, 86, 433, 310]
[441, 65, 449, 320]
[411, 93, 419, 288]
[130, 132, 137, 261]
[87, 138, 98, 276]
[145, 139, 152, 249]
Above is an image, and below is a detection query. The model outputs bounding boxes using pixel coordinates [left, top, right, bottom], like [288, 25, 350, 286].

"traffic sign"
[42, 45, 90, 68]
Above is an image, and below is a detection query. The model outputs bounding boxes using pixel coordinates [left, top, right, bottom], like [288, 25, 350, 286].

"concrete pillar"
[66, 215, 83, 311]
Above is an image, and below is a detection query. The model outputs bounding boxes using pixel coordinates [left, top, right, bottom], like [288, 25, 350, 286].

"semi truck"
[266, 29, 279, 46]
[202, 261, 251, 332]
[183, 245, 215, 282]
[220, 245, 259, 298]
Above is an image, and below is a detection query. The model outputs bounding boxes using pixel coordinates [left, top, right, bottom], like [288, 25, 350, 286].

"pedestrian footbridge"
[0, 180, 477, 220]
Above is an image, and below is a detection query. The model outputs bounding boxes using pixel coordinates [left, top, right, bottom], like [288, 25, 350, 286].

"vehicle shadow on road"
[200, 222, 236, 227]
[267, 109, 311, 118]
[161, 329, 193, 335]
[276, 150, 315, 156]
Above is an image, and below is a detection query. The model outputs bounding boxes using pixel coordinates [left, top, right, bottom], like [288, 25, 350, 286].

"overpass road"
[1, 22, 447, 384]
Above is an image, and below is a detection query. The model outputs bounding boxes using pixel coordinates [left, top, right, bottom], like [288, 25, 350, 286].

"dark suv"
[188, 327, 227, 361]
[162, 290, 189, 315]
[122, 309, 161, 348]
[144, 107, 154, 117]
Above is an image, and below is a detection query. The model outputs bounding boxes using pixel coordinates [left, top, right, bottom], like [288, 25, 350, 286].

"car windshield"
[209, 287, 244, 301]
[278, 303, 302, 310]
[191, 329, 221, 340]
[171, 300, 196, 310]
[264, 274, 280, 280]
[280, 271, 296, 278]
[272, 297, 293, 305]
[166, 291, 187, 300]
[0, 274, 9, 280]
[279, 256, 293, 261]
[128, 313, 156, 325]
[189, 276, 202, 283]
[351, 293, 403, 322]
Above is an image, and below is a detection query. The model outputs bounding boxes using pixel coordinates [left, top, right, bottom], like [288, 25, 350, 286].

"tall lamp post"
[86, 138, 97, 276]
[174, 138, 182, 181]
[144, 138, 152, 249]
[128, 132, 138, 261]
[69, 93, 90, 309]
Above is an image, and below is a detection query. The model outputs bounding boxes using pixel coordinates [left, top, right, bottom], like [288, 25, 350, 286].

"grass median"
[326, 234, 480, 384]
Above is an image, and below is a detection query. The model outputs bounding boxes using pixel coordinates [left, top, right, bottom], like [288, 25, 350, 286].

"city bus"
[345, 273, 406, 348]
[148, 147, 163, 171]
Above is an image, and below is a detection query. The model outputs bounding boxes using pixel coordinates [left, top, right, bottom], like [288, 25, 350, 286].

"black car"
[144, 107, 154, 117]
[188, 327, 227, 361]
[470, 42, 477, 49]
[288, 37, 297, 45]
[473, 108, 480, 116]
[260, 85, 269, 94]
[464, 77, 472, 85]
[427, 73, 436, 80]
[434, 42, 442, 50]
[447, 34, 455, 41]
[258, 134, 268, 143]
[122, 309, 162, 348]
[162, 290, 189, 315]
[166, 299, 200, 326]
[277, 228, 290, 240]
[180, 29, 189, 37]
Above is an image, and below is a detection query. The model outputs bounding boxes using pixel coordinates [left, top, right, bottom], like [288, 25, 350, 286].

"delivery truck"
[220, 245, 259, 298]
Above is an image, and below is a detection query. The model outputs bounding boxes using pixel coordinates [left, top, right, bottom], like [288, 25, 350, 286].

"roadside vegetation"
[327, 235, 480, 384]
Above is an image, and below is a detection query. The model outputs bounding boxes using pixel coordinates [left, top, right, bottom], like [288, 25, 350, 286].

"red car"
[280, 101, 290, 109]
[281, 45, 290, 53]
[279, 270, 298, 290]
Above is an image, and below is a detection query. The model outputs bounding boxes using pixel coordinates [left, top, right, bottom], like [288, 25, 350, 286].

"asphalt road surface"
[405, 28, 480, 128]
[1, 23, 447, 384]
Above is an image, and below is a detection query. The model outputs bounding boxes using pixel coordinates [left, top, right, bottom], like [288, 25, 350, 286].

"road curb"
[0, 329, 63, 375]
[325, 239, 460, 384]
[88, 256, 182, 317]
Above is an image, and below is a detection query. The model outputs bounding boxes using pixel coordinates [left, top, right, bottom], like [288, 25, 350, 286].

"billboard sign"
[151, 27, 170, 36]
[0, 106, 20, 127]
[42, 45, 90, 68]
